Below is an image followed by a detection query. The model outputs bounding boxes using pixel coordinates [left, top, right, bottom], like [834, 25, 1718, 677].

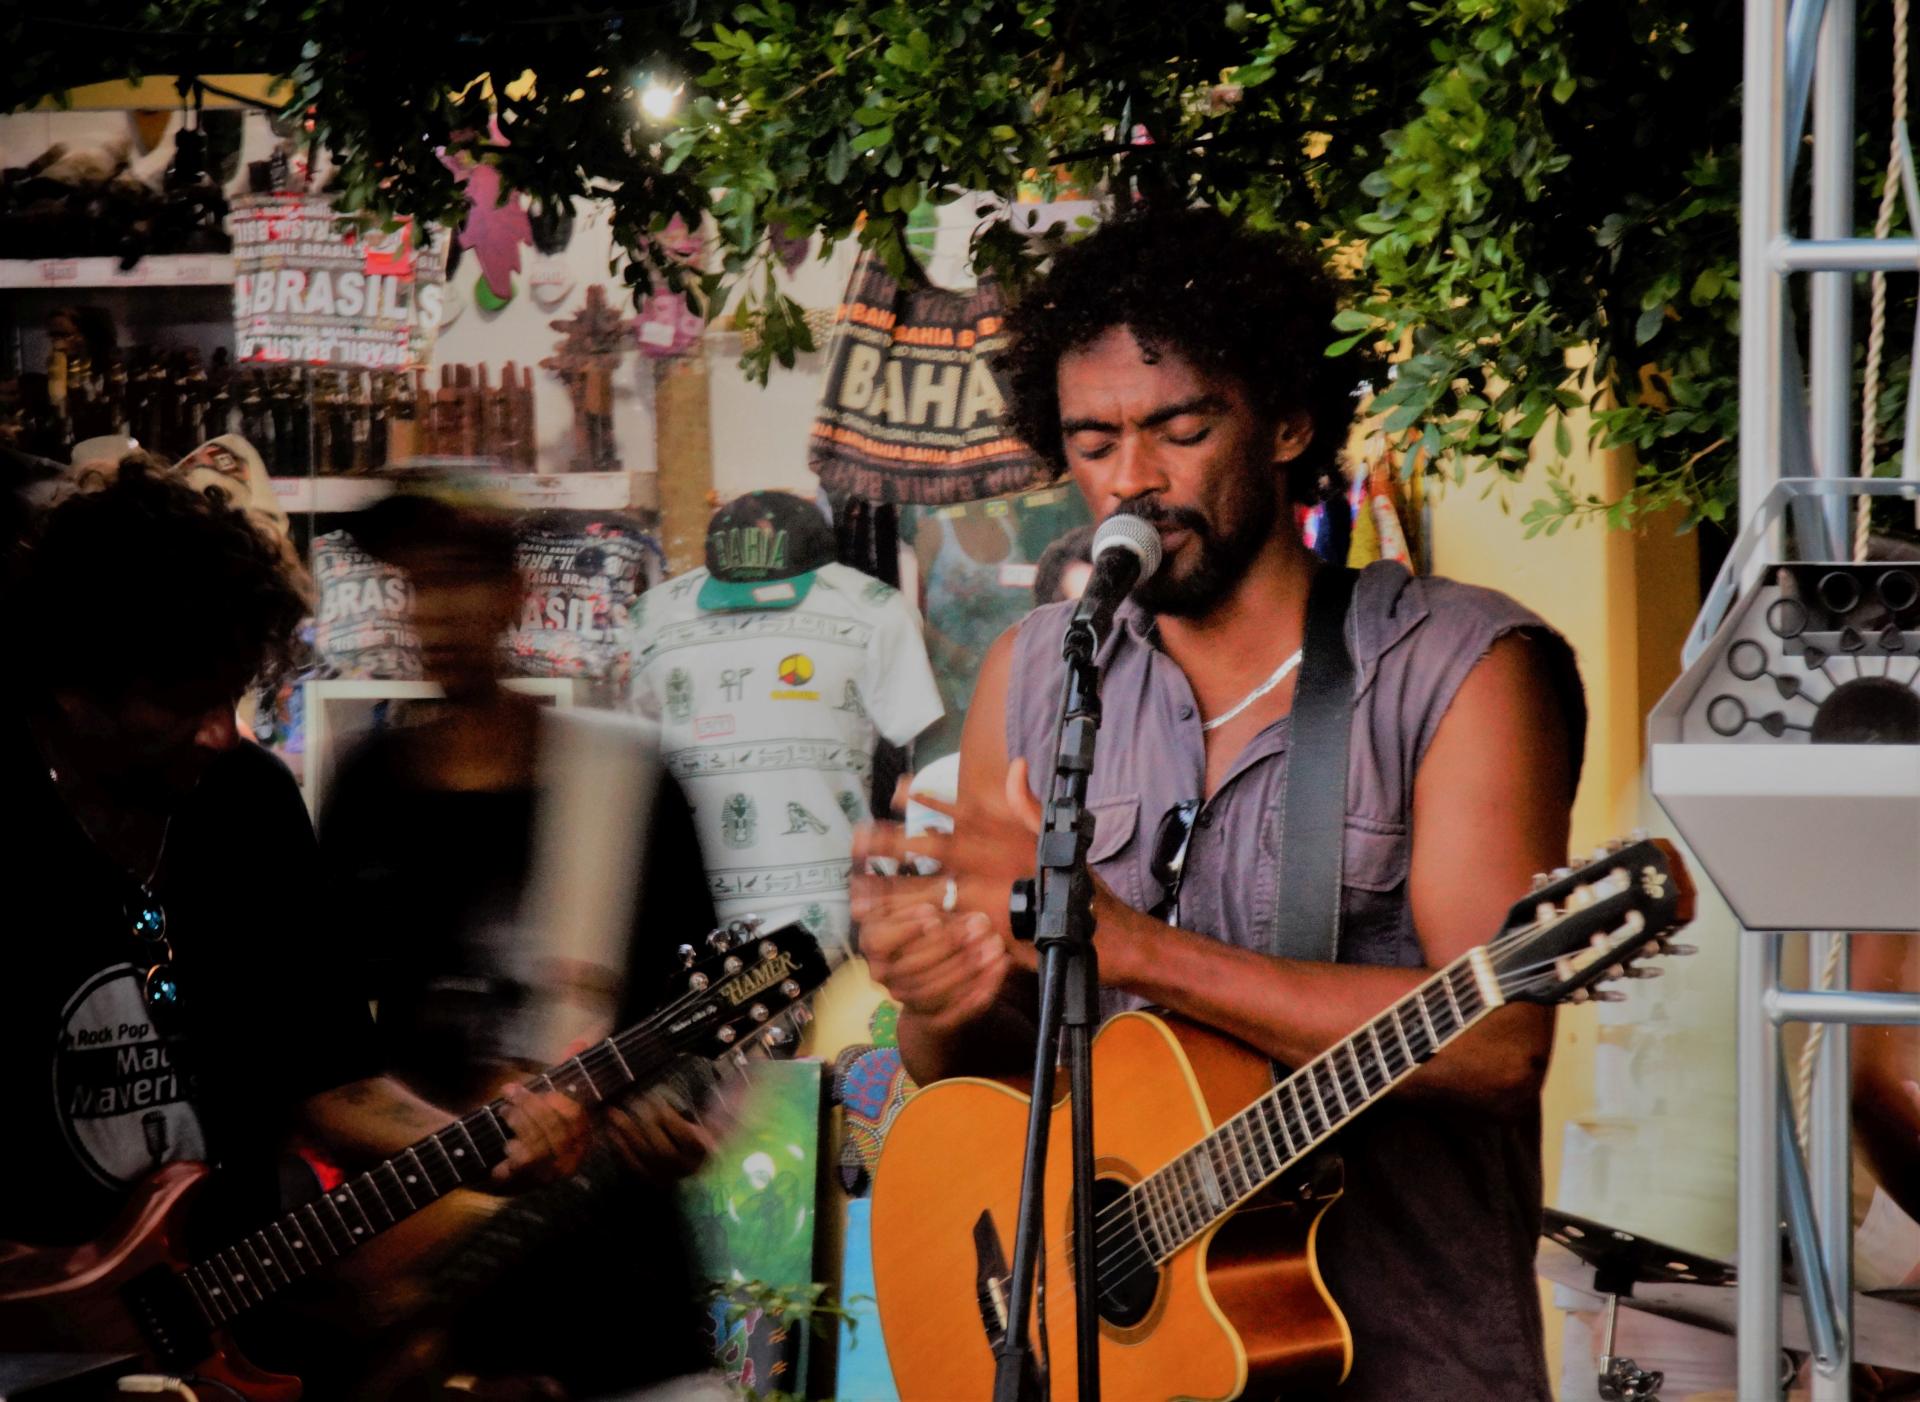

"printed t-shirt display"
[0, 714, 379, 1247]
[628, 562, 941, 958]
[899, 482, 1090, 761]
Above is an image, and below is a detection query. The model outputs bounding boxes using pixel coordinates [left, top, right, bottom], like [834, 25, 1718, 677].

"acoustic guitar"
[0, 917, 830, 1401]
[871, 838, 1695, 1401]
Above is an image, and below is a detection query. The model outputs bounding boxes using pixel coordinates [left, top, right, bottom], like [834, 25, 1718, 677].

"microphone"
[1068, 514, 1164, 652]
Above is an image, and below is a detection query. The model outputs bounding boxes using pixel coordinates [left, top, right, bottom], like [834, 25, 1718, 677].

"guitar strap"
[1271, 564, 1359, 965]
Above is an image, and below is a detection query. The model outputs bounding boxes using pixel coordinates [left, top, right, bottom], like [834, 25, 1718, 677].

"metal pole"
[1778, 236, 1920, 269]
[1744, 0, 1791, 538]
[1740, 931, 1785, 1399]
[1806, 933, 1853, 1397]
[1769, 987, 1920, 1022]
[1809, 0, 1856, 557]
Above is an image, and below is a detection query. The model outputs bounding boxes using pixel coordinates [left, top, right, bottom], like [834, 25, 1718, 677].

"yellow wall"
[1427, 432, 1737, 1394]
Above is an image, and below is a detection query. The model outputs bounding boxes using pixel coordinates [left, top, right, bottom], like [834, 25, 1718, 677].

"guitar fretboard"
[1111, 953, 1498, 1276]
[178, 1024, 673, 1328]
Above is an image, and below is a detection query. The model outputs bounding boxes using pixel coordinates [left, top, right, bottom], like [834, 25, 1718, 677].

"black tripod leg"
[992, 943, 1070, 1402]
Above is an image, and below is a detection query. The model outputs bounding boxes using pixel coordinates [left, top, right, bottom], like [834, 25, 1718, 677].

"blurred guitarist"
[854, 210, 1586, 1401]
[0, 457, 587, 1376]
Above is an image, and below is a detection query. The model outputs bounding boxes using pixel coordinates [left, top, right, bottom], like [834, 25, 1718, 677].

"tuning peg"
[678, 944, 698, 968]
[1565, 988, 1591, 1004]
[688, 971, 710, 992]
[750, 1003, 771, 1023]
[1530, 871, 1552, 892]
[1592, 990, 1629, 1003]
[734, 914, 763, 934]
[759, 940, 781, 961]
[1626, 966, 1664, 979]
[1551, 866, 1573, 881]
[1629, 828, 1649, 842]
[708, 928, 735, 952]
[1591, 846, 1614, 864]
[1662, 942, 1699, 957]
[722, 955, 744, 976]
[780, 979, 802, 999]
[717, 1025, 737, 1044]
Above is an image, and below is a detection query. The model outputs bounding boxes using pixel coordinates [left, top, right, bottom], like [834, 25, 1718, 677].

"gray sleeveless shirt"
[1005, 560, 1582, 1402]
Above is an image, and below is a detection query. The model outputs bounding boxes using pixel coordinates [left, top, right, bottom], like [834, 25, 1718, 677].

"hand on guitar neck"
[300, 1076, 590, 1191]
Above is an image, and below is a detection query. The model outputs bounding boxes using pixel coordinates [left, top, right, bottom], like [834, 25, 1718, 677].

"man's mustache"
[1112, 499, 1212, 539]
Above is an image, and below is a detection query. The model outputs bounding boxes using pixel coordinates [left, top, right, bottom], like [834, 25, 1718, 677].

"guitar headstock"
[660, 917, 832, 1060]
[1487, 836, 1697, 1006]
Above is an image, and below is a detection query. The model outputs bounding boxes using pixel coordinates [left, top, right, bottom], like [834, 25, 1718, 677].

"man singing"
[855, 209, 1585, 1400]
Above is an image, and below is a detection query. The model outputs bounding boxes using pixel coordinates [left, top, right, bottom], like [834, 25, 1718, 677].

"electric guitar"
[0, 917, 830, 1401]
[870, 838, 1696, 1401]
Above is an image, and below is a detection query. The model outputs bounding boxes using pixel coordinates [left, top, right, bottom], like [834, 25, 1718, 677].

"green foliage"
[13, 1, 1918, 526]
[708, 1278, 865, 1402]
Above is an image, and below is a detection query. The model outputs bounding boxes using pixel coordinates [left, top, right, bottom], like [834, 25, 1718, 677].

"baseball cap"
[697, 490, 837, 611]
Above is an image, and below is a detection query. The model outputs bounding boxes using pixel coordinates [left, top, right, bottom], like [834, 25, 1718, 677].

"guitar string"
[1078, 977, 1471, 1277]
[1074, 880, 1661, 1278]
[1076, 964, 1575, 1288]
[1078, 985, 1468, 1281]
[196, 951, 804, 1297]
[1081, 945, 1587, 1269]
[1081, 960, 1600, 1290]
[1075, 937, 1636, 1282]
[1077, 943, 1564, 1276]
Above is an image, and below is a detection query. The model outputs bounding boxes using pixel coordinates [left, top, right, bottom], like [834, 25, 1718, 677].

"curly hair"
[1000, 207, 1375, 503]
[18, 453, 309, 698]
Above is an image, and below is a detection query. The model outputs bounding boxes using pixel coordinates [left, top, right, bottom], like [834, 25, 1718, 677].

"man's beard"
[1121, 474, 1279, 620]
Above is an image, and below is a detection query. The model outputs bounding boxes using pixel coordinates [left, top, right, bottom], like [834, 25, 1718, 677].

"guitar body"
[871, 1011, 1351, 1401]
[0, 1162, 300, 1401]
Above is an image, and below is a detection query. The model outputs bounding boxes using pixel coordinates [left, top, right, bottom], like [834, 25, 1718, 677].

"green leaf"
[1327, 333, 1367, 356]
[1552, 75, 1577, 102]
[1635, 304, 1666, 345]
[849, 126, 892, 155]
[1554, 416, 1573, 456]
[1331, 308, 1376, 331]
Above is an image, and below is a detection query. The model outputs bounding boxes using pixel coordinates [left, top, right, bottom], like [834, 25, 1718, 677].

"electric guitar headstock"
[659, 915, 833, 1061]
[1486, 836, 1698, 1006]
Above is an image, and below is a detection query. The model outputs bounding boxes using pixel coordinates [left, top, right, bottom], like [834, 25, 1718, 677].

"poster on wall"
[809, 250, 1044, 506]
[231, 194, 449, 369]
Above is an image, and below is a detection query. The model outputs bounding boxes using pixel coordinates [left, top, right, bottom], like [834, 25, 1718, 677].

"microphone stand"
[993, 610, 1107, 1402]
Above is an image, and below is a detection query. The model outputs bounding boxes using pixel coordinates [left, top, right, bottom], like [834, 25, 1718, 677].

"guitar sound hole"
[1088, 1177, 1161, 1329]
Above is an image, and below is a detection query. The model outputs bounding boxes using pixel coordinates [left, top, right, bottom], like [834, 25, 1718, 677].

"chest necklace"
[1201, 646, 1305, 733]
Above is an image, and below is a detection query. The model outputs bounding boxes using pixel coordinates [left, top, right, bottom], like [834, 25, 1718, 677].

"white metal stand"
[1719, 2, 1920, 1392]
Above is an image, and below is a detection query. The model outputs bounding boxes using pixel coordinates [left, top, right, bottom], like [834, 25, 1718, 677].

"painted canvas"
[681, 1058, 825, 1397]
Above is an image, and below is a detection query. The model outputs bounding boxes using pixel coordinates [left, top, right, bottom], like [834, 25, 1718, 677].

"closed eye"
[1167, 428, 1211, 447]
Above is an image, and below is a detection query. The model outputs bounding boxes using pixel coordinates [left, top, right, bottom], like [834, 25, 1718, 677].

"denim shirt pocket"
[1086, 794, 1145, 912]
[1339, 815, 1417, 967]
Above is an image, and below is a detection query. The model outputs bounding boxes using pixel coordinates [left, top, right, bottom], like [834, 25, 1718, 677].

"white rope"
[1860, 0, 1912, 553]
[1806, 0, 1911, 1156]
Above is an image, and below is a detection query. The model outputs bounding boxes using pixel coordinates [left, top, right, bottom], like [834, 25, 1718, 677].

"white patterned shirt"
[627, 563, 942, 956]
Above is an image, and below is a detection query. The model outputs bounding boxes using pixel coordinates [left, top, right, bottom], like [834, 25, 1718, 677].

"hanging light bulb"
[639, 80, 683, 121]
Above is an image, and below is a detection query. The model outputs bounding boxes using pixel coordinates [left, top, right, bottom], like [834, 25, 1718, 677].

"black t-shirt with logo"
[0, 713, 379, 1248]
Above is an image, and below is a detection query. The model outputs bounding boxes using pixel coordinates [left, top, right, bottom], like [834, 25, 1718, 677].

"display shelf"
[0, 254, 236, 289]
[270, 472, 633, 515]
